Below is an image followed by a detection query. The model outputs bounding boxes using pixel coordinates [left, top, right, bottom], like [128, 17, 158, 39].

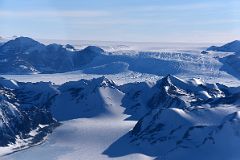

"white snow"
[1, 41, 240, 160]
[1, 41, 239, 86]
[2, 113, 153, 160]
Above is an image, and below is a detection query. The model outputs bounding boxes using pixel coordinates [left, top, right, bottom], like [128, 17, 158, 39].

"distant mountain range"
[0, 37, 104, 74]
[1, 37, 240, 80]
[0, 37, 239, 76]
[207, 40, 240, 53]
[206, 40, 240, 79]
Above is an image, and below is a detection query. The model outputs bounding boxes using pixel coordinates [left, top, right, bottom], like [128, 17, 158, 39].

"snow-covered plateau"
[0, 37, 240, 160]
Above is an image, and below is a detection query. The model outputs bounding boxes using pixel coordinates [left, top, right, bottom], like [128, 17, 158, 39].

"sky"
[0, 0, 239, 43]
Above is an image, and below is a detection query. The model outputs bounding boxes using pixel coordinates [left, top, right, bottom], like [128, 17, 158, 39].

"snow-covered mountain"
[1, 74, 240, 159]
[0, 36, 10, 45]
[0, 77, 58, 151]
[220, 53, 240, 80]
[0, 36, 222, 78]
[206, 40, 240, 79]
[0, 76, 126, 155]
[0, 37, 104, 74]
[108, 75, 240, 159]
[119, 81, 153, 120]
[129, 106, 240, 159]
[119, 75, 227, 120]
[0, 37, 4, 46]
[207, 40, 240, 53]
[0, 37, 240, 159]
[51, 77, 124, 121]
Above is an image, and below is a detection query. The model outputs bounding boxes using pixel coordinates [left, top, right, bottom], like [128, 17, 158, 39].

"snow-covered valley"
[2, 116, 153, 160]
[0, 37, 240, 160]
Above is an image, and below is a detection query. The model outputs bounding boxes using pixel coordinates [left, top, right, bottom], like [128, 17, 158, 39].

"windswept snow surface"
[2, 105, 153, 160]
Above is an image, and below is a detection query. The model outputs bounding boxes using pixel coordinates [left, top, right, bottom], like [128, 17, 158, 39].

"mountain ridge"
[207, 40, 240, 53]
[0, 37, 104, 74]
[104, 74, 240, 159]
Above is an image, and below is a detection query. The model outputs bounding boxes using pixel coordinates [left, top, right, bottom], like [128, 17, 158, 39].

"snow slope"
[2, 75, 240, 160]
[104, 75, 240, 160]
[2, 117, 153, 160]
[2, 76, 153, 160]
[1, 40, 240, 160]
[83, 62, 129, 75]
[51, 77, 125, 121]
[206, 40, 240, 79]
[207, 40, 240, 53]
[0, 78, 58, 155]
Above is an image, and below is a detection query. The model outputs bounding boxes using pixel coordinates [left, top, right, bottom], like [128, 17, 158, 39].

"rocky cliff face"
[0, 78, 58, 147]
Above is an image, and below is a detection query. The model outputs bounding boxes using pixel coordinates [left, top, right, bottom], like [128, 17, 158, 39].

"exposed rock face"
[120, 75, 228, 120]
[127, 75, 240, 156]
[0, 77, 59, 147]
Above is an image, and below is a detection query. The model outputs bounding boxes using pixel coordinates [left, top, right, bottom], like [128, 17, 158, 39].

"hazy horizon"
[0, 0, 240, 43]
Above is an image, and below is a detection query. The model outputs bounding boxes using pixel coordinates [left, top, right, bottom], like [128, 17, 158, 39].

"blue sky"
[0, 0, 239, 42]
